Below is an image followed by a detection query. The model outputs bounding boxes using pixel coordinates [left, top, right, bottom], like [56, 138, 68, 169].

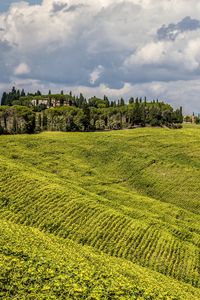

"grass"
[0, 125, 200, 299]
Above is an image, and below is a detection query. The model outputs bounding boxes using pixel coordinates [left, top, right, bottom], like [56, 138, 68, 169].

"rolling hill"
[0, 125, 200, 299]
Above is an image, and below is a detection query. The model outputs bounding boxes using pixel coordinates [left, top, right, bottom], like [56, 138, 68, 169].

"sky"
[1, 1, 200, 113]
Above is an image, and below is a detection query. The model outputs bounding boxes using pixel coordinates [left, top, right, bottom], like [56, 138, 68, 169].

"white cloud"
[14, 62, 30, 75]
[1, 0, 200, 112]
[123, 29, 200, 81]
[89, 65, 104, 84]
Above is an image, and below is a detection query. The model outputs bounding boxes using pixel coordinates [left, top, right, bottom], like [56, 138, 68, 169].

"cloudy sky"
[1, 0, 200, 113]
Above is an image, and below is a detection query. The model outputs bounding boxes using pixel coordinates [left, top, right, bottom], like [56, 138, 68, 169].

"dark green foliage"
[195, 116, 200, 124]
[44, 106, 85, 132]
[0, 88, 183, 134]
[0, 106, 35, 134]
[1, 92, 7, 106]
[36, 101, 183, 132]
[21, 89, 26, 97]
[1, 87, 22, 106]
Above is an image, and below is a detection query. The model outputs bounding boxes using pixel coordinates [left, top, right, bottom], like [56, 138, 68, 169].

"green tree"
[1, 92, 7, 105]
[21, 89, 26, 97]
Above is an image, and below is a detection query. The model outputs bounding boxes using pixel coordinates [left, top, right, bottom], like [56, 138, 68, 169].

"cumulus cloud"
[90, 65, 104, 85]
[14, 62, 30, 75]
[124, 37, 200, 73]
[1, 0, 200, 112]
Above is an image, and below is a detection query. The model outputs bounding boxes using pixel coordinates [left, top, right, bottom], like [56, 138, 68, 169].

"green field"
[0, 126, 200, 299]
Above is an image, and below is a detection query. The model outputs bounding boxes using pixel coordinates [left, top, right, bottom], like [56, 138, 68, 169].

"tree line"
[0, 87, 183, 134]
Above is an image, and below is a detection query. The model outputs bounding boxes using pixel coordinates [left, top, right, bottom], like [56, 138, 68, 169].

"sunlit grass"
[0, 126, 200, 299]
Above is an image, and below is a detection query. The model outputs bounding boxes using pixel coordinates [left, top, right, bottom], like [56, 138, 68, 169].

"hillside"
[0, 126, 200, 299]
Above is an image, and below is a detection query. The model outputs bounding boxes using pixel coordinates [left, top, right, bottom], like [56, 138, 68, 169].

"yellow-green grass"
[1, 219, 200, 300]
[0, 126, 200, 298]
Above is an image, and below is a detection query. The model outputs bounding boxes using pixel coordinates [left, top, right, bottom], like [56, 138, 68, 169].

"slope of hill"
[0, 126, 200, 299]
[1, 219, 200, 300]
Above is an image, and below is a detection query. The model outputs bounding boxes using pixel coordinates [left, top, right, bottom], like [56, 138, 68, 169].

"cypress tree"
[1, 92, 7, 105]
[21, 89, 26, 97]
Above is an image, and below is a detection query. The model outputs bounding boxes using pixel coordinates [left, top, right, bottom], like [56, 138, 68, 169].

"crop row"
[1, 219, 200, 300]
[0, 166, 199, 289]
[0, 153, 200, 286]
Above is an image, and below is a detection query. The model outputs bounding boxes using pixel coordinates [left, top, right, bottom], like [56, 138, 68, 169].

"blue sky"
[1, 0, 200, 113]
[0, 1, 42, 12]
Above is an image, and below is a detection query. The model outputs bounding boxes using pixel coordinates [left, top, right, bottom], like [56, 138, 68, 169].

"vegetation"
[1, 219, 199, 300]
[0, 106, 35, 134]
[184, 114, 200, 124]
[0, 87, 183, 134]
[0, 126, 200, 299]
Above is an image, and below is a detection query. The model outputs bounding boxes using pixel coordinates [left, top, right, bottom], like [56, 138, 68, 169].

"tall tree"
[1, 92, 7, 105]
[21, 89, 26, 97]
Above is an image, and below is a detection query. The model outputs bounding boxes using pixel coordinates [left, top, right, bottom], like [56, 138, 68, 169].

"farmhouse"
[31, 98, 69, 108]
